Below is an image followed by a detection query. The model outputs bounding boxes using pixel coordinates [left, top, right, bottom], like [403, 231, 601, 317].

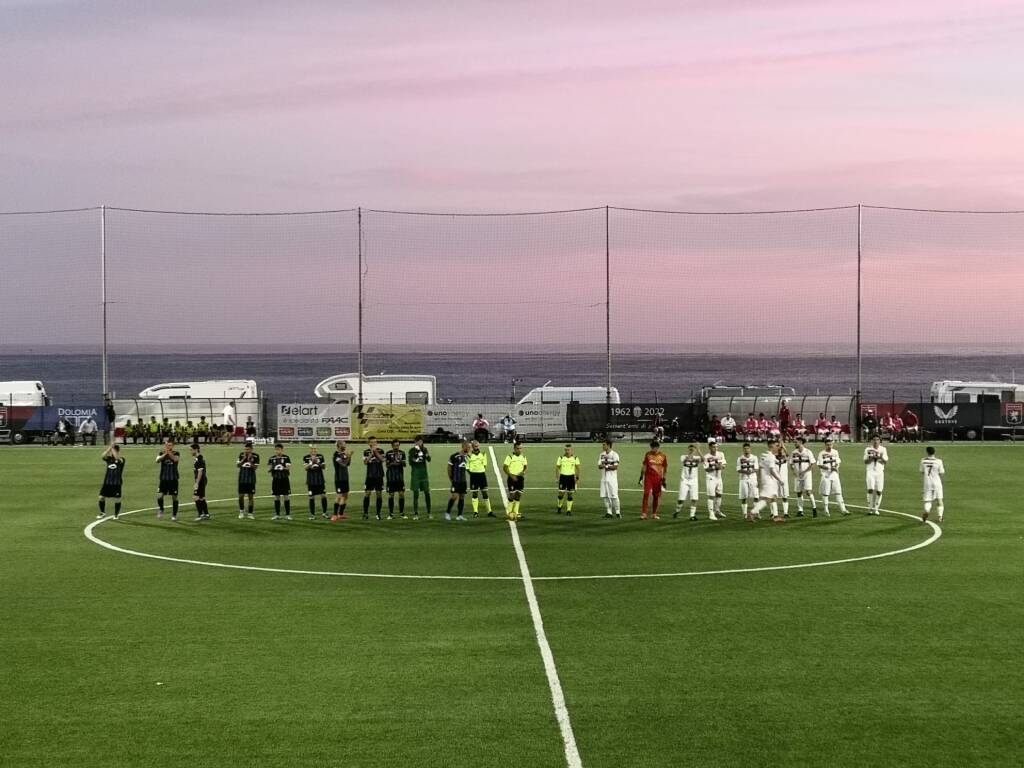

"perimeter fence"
[1, 203, 1022, 438]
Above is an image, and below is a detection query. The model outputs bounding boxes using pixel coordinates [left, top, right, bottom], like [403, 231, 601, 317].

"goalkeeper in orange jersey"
[639, 440, 669, 520]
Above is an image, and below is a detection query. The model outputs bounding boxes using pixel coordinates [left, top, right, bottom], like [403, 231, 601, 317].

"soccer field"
[1, 440, 1021, 767]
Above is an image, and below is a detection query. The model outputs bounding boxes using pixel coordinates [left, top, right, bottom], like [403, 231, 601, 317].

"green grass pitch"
[1, 440, 1021, 767]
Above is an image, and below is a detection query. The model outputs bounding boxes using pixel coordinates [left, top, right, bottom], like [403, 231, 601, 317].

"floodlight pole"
[605, 205, 612, 408]
[100, 204, 108, 398]
[357, 207, 364, 406]
[856, 203, 863, 426]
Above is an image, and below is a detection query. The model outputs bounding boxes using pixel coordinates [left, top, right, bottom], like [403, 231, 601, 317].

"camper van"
[138, 380, 259, 400]
[930, 380, 1024, 404]
[314, 373, 436, 405]
[0, 381, 50, 407]
[0, 381, 51, 444]
[517, 384, 621, 406]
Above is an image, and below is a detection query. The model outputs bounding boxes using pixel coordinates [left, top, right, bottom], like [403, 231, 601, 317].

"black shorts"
[271, 478, 291, 496]
[335, 477, 350, 495]
[307, 484, 325, 497]
[238, 481, 256, 495]
[99, 483, 122, 499]
[507, 475, 525, 493]
[158, 480, 179, 496]
[469, 471, 488, 491]
[364, 476, 384, 492]
[387, 479, 405, 494]
[558, 475, 577, 492]
[194, 479, 207, 498]
[451, 480, 467, 495]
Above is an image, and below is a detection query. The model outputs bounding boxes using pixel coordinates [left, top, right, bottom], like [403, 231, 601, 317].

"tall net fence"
[1, 203, 1022, 436]
[0, 208, 102, 403]
[609, 206, 860, 401]
[861, 206, 1024, 405]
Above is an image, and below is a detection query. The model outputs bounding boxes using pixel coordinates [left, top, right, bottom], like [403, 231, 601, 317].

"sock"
[98, 499, 106, 514]
[413, 492, 419, 515]
[675, 500, 684, 515]
[334, 503, 339, 515]
[707, 499, 715, 516]
[364, 496, 371, 515]
[485, 496, 491, 513]
[274, 499, 281, 516]
[714, 498, 722, 514]
[388, 497, 395, 515]
[837, 495, 847, 513]
[770, 501, 778, 517]
[782, 499, 789, 515]
[566, 495, 574, 513]
[613, 498, 621, 515]
[424, 492, 431, 515]
[172, 499, 179, 516]
[114, 502, 121, 516]
[399, 497, 405, 515]
[937, 503, 944, 519]
[751, 500, 767, 517]
[810, 495, 817, 511]
[558, 493, 565, 511]
[321, 497, 327, 514]
[375, 496, 382, 516]
[239, 496, 245, 511]
[339, 503, 346, 516]
[472, 496, 479, 514]
[157, 497, 164, 512]
[247, 500, 254, 514]
[823, 497, 830, 514]
[309, 499, 316, 516]
[797, 498, 804, 513]
[284, 499, 291, 515]
[457, 497, 465, 514]
[446, 497, 455, 514]
[741, 502, 748, 515]
[690, 504, 697, 517]
[875, 494, 883, 511]
[924, 501, 932, 513]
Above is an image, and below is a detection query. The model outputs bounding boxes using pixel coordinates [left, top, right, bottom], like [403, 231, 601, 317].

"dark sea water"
[2, 349, 1022, 405]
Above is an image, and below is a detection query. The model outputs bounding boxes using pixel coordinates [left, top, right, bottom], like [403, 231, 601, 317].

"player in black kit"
[304, 444, 328, 520]
[236, 441, 260, 519]
[155, 439, 181, 521]
[363, 436, 386, 520]
[446, 441, 471, 522]
[191, 443, 209, 521]
[268, 443, 293, 520]
[96, 444, 125, 519]
[331, 440, 351, 521]
[385, 439, 407, 519]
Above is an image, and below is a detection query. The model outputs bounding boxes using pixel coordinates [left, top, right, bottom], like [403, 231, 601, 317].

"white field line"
[84, 496, 942, 581]
[490, 446, 583, 768]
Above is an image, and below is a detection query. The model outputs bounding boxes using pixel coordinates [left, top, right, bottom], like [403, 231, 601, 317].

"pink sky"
[1, 0, 1023, 212]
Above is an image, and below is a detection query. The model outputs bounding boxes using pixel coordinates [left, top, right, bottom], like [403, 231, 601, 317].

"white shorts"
[706, 475, 724, 497]
[760, 478, 780, 499]
[739, 476, 759, 500]
[923, 483, 943, 502]
[794, 472, 814, 493]
[777, 478, 790, 497]
[599, 474, 619, 499]
[866, 471, 885, 493]
[678, 479, 699, 502]
[820, 474, 843, 497]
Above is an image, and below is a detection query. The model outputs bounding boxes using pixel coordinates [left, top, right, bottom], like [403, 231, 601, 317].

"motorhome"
[516, 384, 620, 406]
[930, 380, 1024, 404]
[314, 373, 436, 405]
[0, 380, 50, 407]
[138, 380, 258, 400]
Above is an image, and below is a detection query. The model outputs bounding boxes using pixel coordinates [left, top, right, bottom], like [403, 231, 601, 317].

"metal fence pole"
[856, 203, 863, 440]
[100, 205, 108, 398]
[357, 207, 364, 406]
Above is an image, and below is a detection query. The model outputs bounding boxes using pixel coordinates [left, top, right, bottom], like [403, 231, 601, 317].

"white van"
[0, 380, 50, 407]
[930, 380, 1024, 404]
[314, 373, 436, 405]
[138, 380, 258, 400]
[517, 385, 620, 406]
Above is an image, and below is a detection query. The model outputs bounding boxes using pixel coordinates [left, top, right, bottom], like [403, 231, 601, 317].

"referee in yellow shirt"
[467, 440, 493, 517]
[555, 444, 581, 515]
[503, 442, 528, 521]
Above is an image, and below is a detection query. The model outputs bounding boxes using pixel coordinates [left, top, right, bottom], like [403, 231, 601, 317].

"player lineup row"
[94, 435, 948, 526]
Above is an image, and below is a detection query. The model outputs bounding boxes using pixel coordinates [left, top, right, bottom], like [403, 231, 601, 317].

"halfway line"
[490, 446, 584, 768]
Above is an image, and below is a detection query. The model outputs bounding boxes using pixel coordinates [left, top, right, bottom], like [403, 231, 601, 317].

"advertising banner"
[276, 403, 351, 442]
[568, 403, 701, 434]
[352, 404, 425, 441]
[423, 404, 565, 438]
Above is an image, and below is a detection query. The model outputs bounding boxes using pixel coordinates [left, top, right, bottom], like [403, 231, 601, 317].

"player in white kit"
[674, 444, 702, 520]
[703, 438, 727, 520]
[736, 443, 760, 518]
[774, 441, 791, 517]
[920, 446, 945, 523]
[863, 435, 889, 515]
[789, 437, 818, 517]
[597, 439, 621, 518]
[817, 438, 848, 516]
[747, 441, 785, 522]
